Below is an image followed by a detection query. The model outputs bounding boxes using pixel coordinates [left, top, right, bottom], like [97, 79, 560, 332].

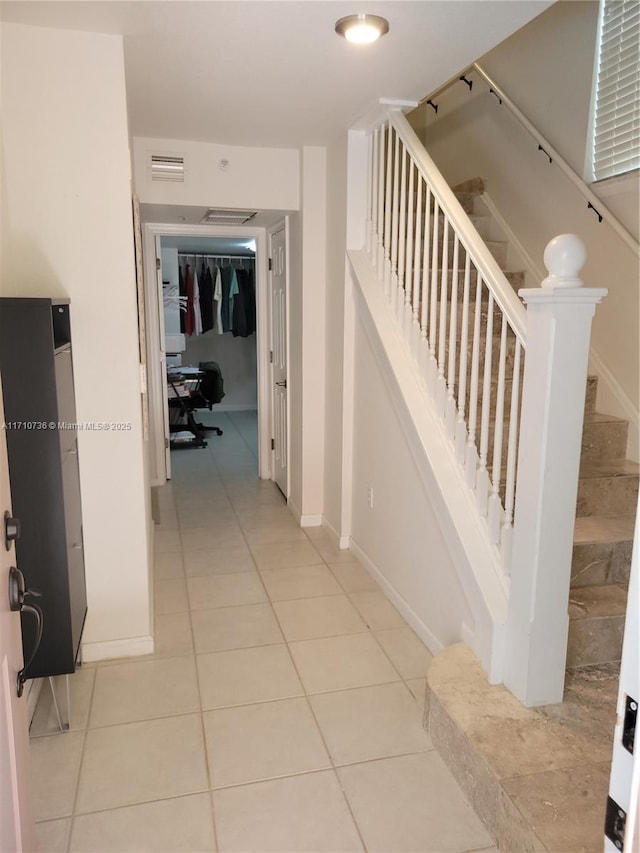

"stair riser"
[581, 420, 628, 462]
[567, 616, 624, 667]
[571, 540, 633, 588]
[576, 475, 639, 517]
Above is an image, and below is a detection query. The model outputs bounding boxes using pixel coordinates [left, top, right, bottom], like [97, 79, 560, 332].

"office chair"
[188, 361, 225, 436]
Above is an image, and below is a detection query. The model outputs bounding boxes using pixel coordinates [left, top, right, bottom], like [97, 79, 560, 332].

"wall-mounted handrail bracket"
[489, 88, 502, 105]
[587, 201, 604, 223]
[459, 75, 473, 91]
[426, 99, 438, 115]
[537, 144, 553, 164]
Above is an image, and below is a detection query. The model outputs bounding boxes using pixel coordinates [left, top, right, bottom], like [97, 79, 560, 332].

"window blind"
[592, 0, 640, 181]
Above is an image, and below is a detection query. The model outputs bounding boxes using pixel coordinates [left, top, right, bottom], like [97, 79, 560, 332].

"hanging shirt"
[200, 262, 214, 333]
[185, 264, 194, 336]
[246, 267, 256, 335]
[220, 264, 239, 333]
[192, 267, 203, 335]
[179, 263, 186, 333]
[233, 268, 250, 337]
[213, 266, 223, 335]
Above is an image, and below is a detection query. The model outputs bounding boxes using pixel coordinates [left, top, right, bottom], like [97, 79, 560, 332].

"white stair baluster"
[501, 337, 522, 572]
[465, 272, 483, 489]
[369, 127, 379, 266]
[412, 177, 423, 358]
[436, 217, 449, 415]
[488, 313, 508, 542]
[390, 129, 400, 305]
[404, 160, 415, 336]
[396, 143, 407, 321]
[445, 235, 459, 437]
[455, 253, 471, 462]
[365, 130, 373, 256]
[476, 291, 494, 516]
[383, 124, 393, 293]
[377, 124, 386, 280]
[419, 186, 432, 371]
[427, 202, 439, 391]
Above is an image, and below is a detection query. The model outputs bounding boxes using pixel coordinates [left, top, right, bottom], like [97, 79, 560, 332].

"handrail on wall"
[418, 61, 639, 259]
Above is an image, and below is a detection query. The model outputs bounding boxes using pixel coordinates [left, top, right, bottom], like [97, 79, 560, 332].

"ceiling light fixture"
[335, 13, 389, 44]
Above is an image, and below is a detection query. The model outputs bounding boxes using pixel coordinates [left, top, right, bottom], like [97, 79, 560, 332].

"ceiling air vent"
[200, 209, 258, 225]
[150, 154, 185, 182]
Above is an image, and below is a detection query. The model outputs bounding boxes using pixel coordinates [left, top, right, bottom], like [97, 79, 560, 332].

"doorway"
[142, 221, 289, 497]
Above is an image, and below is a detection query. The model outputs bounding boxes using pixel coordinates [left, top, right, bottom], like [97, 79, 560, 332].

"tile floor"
[30, 411, 497, 853]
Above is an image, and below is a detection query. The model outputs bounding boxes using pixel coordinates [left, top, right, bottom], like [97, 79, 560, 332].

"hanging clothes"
[179, 263, 186, 333]
[185, 264, 194, 336]
[214, 266, 223, 335]
[246, 268, 256, 335]
[192, 265, 203, 336]
[233, 268, 250, 338]
[200, 262, 214, 333]
[220, 264, 239, 333]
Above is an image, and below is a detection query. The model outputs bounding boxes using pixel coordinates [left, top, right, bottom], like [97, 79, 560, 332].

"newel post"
[505, 234, 607, 707]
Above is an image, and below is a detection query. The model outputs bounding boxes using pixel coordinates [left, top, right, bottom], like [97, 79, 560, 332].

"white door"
[0, 376, 35, 852]
[605, 496, 639, 852]
[270, 227, 288, 496]
[155, 236, 171, 479]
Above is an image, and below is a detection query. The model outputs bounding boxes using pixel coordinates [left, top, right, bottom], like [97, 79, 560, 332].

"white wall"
[299, 147, 327, 522]
[286, 148, 327, 523]
[350, 313, 473, 651]
[323, 133, 349, 538]
[183, 332, 257, 410]
[133, 136, 299, 211]
[1, 22, 152, 658]
[409, 0, 639, 459]
[288, 211, 304, 513]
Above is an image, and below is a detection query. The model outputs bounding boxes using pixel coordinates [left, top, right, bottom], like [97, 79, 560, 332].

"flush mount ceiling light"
[335, 13, 389, 44]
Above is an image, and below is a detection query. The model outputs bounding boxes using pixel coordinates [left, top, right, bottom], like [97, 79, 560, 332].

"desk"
[167, 371, 208, 449]
[167, 367, 224, 449]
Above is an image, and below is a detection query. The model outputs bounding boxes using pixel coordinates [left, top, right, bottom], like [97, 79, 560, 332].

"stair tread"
[583, 410, 627, 424]
[579, 457, 640, 479]
[573, 514, 636, 545]
[569, 584, 627, 619]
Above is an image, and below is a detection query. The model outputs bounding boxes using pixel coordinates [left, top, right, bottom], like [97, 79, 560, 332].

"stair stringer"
[348, 248, 509, 683]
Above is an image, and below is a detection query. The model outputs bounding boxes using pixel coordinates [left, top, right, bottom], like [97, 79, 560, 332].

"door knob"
[4, 511, 20, 550]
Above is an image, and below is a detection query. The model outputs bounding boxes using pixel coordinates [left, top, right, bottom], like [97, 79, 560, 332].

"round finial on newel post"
[541, 234, 586, 289]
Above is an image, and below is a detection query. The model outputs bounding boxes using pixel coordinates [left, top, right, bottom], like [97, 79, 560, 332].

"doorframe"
[267, 218, 291, 499]
[142, 222, 271, 483]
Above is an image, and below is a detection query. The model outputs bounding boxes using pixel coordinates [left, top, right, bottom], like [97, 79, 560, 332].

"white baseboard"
[81, 635, 154, 663]
[322, 516, 351, 550]
[349, 538, 444, 657]
[214, 404, 257, 412]
[300, 514, 323, 528]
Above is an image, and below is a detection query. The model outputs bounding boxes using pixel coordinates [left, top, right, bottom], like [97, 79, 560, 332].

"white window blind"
[592, 0, 640, 181]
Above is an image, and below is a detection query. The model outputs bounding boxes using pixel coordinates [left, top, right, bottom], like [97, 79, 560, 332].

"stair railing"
[367, 107, 527, 571]
[356, 104, 607, 705]
[419, 62, 639, 259]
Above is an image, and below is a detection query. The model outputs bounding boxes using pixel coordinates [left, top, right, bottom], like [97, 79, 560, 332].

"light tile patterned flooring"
[31, 411, 496, 853]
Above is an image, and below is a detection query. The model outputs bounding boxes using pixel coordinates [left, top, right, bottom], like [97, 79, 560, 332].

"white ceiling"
[0, 0, 553, 148]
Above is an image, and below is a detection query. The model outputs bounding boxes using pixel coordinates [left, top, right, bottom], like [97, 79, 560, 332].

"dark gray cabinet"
[0, 298, 87, 680]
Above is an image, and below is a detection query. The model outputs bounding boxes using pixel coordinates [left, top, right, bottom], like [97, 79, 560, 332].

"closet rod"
[178, 253, 255, 261]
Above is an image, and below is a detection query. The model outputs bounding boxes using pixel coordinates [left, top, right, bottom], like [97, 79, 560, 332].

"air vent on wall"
[150, 154, 185, 182]
[200, 209, 258, 225]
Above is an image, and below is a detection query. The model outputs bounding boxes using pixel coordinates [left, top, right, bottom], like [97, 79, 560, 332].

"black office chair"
[188, 361, 225, 436]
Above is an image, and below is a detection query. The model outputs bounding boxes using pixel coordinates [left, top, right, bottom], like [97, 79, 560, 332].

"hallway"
[30, 411, 495, 852]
